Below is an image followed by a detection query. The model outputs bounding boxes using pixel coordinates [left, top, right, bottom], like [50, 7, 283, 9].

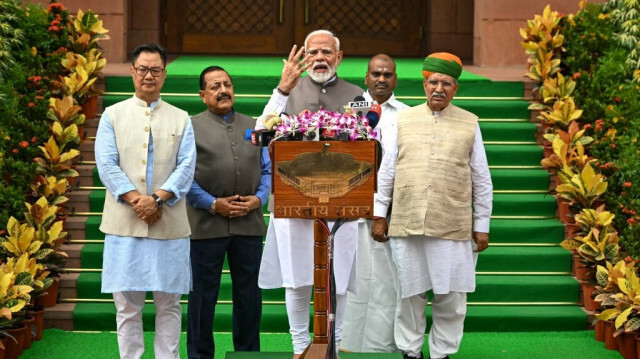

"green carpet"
[21, 329, 621, 359]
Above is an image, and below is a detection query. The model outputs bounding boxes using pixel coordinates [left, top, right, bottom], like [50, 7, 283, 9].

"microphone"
[348, 95, 369, 117]
[365, 101, 381, 129]
[249, 129, 276, 146]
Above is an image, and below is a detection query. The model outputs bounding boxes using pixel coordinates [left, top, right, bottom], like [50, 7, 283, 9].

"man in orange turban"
[371, 52, 493, 359]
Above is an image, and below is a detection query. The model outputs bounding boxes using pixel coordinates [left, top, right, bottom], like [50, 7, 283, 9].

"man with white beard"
[256, 30, 363, 358]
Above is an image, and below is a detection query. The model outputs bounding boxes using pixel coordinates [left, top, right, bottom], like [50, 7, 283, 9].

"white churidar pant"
[113, 291, 182, 359]
[285, 286, 347, 354]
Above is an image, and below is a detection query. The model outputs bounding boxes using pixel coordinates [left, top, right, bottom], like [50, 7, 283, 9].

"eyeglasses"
[306, 48, 334, 56]
[427, 80, 455, 89]
[134, 66, 165, 77]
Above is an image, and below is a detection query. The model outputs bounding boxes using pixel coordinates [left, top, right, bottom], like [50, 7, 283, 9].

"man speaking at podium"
[255, 30, 363, 358]
[371, 53, 493, 359]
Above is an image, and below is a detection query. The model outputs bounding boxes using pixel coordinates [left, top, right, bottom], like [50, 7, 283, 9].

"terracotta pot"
[3, 325, 25, 359]
[20, 316, 34, 350]
[574, 255, 592, 281]
[29, 308, 45, 340]
[565, 222, 581, 238]
[595, 320, 605, 342]
[634, 333, 640, 358]
[81, 94, 98, 120]
[618, 332, 638, 359]
[556, 197, 575, 223]
[605, 321, 618, 350]
[38, 277, 59, 307]
[543, 144, 553, 158]
[582, 282, 600, 311]
[0, 337, 6, 359]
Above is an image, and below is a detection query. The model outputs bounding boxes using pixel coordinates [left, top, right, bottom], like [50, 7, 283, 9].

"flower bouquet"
[263, 107, 379, 143]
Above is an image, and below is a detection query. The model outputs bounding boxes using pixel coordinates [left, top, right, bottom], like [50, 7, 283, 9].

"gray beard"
[308, 65, 336, 83]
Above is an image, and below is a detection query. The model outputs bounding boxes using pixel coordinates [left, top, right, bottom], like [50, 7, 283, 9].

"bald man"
[340, 54, 408, 354]
[371, 53, 492, 359]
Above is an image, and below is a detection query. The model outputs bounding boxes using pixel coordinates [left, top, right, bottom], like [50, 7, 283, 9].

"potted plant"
[67, 9, 109, 117]
[60, 50, 106, 118]
[555, 162, 608, 213]
[0, 259, 34, 358]
[595, 260, 640, 358]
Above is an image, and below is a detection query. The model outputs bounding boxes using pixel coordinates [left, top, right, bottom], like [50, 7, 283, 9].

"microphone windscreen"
[366, 102, 382, 128]
[366, 111, 380, 129]
[353, 95, 366, 102]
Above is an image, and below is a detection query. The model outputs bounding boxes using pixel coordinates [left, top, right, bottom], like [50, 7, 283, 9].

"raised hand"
[278, 45, 313, 94]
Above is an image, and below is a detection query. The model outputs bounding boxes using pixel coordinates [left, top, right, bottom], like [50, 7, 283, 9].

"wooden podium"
[271, 140, 378, 358]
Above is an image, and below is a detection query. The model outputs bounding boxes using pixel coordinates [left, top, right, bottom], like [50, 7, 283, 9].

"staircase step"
[492, 193, 556, 216]
[485, 144, 542, 166]
[74, 272, 578, 303]
[470, 275, 578, 303]
[479, 121, 537, 142]
[476, 246, 570, 273]
[490, 168, 550, 191]
[74, 164, 97, 188]
[490, 219, 563, 244]
[67, 190, 91, 213]
[79, 140, 95, 161]
[76, 243, 570, 273]
[71, 302, 585, 332]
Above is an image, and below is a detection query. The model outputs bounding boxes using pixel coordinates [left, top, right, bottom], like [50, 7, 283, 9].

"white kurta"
[259, 216, 357, 295]
[341, 92, 409, 352]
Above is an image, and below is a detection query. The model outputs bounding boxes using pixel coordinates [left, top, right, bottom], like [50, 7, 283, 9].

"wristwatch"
[210, 199, 217, 215]
[151, 193, 164, 208]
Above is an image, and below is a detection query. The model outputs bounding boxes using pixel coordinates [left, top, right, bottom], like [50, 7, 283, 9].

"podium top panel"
[272, 141, 378, 219]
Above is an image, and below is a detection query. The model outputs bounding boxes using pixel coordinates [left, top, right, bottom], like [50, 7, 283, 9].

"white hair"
[304, 29, 340, 51]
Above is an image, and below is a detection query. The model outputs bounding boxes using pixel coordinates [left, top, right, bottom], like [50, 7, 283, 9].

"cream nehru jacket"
[389, 103, 478, 240]
[100, 96, 191, 240]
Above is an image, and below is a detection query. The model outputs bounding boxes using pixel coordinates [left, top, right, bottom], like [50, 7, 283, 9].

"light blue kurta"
[95, 100, 196, 294]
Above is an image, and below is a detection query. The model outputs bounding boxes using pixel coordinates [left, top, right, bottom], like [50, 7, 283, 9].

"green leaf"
[626, 317, 640, 332]
[14, 272, 33, 286]
[32, 248, 54, 260]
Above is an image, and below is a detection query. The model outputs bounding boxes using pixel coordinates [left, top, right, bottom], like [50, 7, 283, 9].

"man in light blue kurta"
[95, 44, 196, 359]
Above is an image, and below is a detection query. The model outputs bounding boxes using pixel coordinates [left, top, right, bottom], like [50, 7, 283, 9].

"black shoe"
[402, 353, 424, 359]
[429, 356, 450, 359]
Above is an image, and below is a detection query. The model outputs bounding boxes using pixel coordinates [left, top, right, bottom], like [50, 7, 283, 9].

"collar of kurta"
[132, 94, 163, 110]
[425, 102, 455, 117]
[308, 74, 338, 87]
[364, 90, 403, 110]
